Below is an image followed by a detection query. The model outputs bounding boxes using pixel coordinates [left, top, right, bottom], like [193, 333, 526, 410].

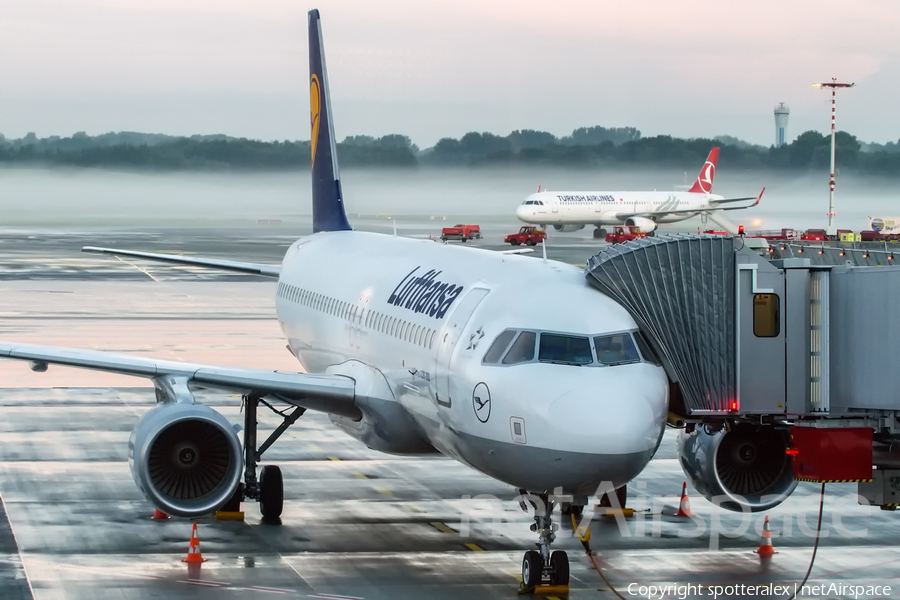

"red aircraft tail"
[688, 148, 719, 194]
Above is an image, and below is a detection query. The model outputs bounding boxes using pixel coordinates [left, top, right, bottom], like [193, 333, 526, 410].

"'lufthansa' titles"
[388, 267, 463, 319]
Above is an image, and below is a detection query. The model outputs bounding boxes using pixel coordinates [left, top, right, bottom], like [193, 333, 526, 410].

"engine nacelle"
[678, 423, 797, 512]
[624, 216, 657, 233]
[129, 403, 243, 517]
[552, 224, 585, 232]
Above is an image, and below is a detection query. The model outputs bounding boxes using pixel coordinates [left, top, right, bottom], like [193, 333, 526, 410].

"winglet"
[753, 187, 765, 206]
[309, 9, 351, 233]
[688, 148, 719, 194]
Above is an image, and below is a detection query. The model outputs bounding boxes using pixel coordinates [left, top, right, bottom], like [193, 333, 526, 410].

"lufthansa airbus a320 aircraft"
[0, 10, 668, 589]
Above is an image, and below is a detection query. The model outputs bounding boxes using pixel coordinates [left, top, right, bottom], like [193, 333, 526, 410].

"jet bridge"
[585, 235, 900, 511]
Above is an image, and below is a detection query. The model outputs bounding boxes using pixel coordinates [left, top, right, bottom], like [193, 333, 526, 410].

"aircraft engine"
[552, 224, 585, 232]
[678, 423, 797, 512]
[129, 403, 243, 517]
[624, 216, 657, 233]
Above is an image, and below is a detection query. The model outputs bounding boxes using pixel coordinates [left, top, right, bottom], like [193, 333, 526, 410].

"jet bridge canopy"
[585, 235, 737, 414]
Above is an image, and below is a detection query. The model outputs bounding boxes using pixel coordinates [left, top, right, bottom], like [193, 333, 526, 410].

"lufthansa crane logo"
[472, 382, 491, 423]
[697, 161, 715, 194]
[310, 74, 321, 168]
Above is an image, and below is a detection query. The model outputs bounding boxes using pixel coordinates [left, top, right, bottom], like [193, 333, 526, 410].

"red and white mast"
[813, 78, 854, 236]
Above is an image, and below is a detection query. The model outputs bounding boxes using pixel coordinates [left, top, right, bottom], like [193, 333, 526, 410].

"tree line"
[2, 126, 900, 174]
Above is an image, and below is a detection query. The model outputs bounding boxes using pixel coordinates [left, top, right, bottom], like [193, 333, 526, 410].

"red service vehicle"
[440, 224, 481, 242]
[605, 225, 647, 244]
[504, 226, 546, 246]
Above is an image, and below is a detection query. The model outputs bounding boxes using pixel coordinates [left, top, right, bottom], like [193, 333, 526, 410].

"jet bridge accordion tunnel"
[586, 234, 900, 512]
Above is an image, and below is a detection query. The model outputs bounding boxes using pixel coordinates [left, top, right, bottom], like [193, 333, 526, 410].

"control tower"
[774, 102, 789, 147]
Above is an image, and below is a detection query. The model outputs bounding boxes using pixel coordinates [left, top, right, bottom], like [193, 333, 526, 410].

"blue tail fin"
[308, 9, 351, 233]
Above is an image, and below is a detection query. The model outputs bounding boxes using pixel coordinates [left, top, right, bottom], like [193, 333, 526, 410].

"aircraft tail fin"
[687, 147, 719, 194]
[309, 9, 351, 233]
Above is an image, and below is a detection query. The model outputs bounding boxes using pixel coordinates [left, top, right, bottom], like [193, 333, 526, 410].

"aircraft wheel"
[549, 550, 570, 586]
[522, 550, 543, 590]
[598, 485, 627, 508]
[259, 465, 284, 520]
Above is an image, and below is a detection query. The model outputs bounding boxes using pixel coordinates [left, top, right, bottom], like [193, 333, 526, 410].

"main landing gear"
[234, 393, 306, 522]
[520, 493, 569, 591]
[593, 227, 608, 239]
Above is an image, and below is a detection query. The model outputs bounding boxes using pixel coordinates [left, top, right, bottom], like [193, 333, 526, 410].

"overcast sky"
[2, 0, 898, 147]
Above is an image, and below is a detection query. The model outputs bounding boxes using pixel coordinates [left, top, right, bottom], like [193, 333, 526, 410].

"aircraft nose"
[547, 373, 667, 479]
[515, 204, 529, 221]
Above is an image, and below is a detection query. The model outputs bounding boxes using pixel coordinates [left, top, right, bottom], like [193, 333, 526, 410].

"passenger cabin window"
[633, 331, 661, 365]
[594, 333, 641, 366]
[753, 293, 780, 337]
[503, 331, 537, 365]
[539, 333, 592, 365]
[483, 329, 517, 364]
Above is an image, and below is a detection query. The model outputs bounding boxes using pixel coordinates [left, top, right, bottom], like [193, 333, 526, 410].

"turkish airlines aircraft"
[0, 10, 668, 589]
[516, 148, 764, 238]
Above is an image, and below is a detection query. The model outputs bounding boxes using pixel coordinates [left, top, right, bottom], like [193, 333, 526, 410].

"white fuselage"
[516, 190, 724, 226]
[273, 231, 668, 496]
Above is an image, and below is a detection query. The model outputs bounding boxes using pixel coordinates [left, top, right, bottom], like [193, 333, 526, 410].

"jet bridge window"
[483, 329, 517, 364]
[753, 293, 780, 337]
[503, 331, 537, 365]
[539, 333, 593, 365]
[594, 333, 640, 366]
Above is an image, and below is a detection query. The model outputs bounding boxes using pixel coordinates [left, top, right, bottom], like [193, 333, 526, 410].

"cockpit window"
[539, 333, 592, 365]
[594, 333, 640, 366]
[483, 329, 517, 364]
[633, 330, 661, 365]
[502, 331, 536, 365]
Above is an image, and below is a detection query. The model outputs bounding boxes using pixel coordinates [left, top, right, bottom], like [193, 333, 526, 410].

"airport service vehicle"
[753, 228, 849, 242]
[440, 224, 481, 242]
[0, 11, 669, 589]
[516, 149, 764, 239]
[605, 226, 646, 244]
[504, 226, 546, 246]
[860, 230, 900, 242]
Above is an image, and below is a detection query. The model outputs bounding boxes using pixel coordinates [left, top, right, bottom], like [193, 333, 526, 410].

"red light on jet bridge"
[728, 401, 739, 412]
[738, 225, 745, 236]
[785, 448, 799, 456]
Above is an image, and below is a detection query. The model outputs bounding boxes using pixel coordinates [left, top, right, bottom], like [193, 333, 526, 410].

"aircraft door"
[350, 295, 369, 349]
[435, 287, 489, 407]
[551, 197, 559, 213]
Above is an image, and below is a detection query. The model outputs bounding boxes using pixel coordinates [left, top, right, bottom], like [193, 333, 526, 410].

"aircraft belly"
[453, 430, 653, 495]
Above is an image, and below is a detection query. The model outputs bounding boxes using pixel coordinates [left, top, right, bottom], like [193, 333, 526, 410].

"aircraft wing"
[0, 341, 360, 419]
[83, 246, 281, 278]
[615, 188, 764, 219]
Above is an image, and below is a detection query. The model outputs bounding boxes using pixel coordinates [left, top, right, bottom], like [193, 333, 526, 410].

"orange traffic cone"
[674, 482, 693, 517]
[182, 522, 207, 563]
[151, 508, 170, 521]
[754, 516, 777, 557]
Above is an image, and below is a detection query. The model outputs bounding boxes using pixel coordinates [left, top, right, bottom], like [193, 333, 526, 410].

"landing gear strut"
[241, 393, 306, 521]
[520, 493, 570, 590]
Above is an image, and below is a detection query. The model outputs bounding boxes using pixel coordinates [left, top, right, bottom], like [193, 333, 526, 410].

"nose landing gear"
[520, 493, 570, 592]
